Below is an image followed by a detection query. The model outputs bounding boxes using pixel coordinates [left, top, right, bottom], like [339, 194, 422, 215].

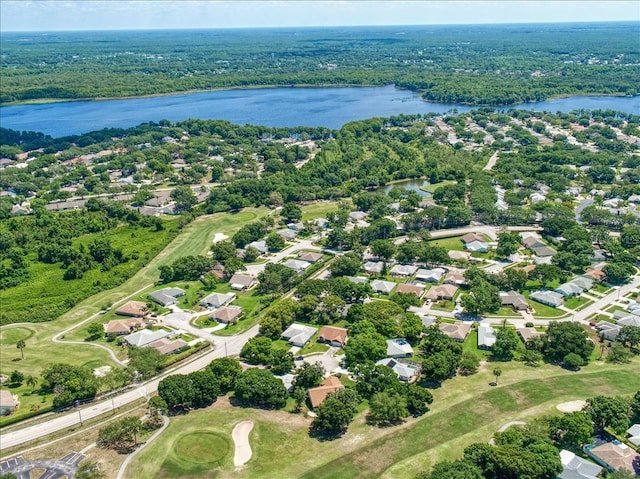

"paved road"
[483, 151, 500, 171]
[0, 326, 259, 451]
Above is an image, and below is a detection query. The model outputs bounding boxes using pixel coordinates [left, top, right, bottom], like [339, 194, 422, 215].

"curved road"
[0, 326, 259, 451]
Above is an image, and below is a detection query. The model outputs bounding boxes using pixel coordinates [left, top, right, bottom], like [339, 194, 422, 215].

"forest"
[1, 22, 638, 106]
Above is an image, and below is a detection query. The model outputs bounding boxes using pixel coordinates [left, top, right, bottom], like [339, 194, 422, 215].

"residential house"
[420, 315, 437, 328]
[308, 376, 345, 408]
[210, 306, 243, 324]
[465, 240, 489, 253]
[555, 282, 584, 297]
[586, 441, 640, 475]
[104, 319, 145, 336]
[444, 270, 467, 286]
[584, 268, 606, 282]
[200, 292, 236, 309]
[115, 301, 149, 318]
[390, 264, 419, 277]
[627, 424, 640, 447]
[477, 324, 497, 350]
[287, 222, 305, 232]
[461, 233, 484, 244]
[386, 338, 414, 358]
[371, 280, 397, 295]
[277, 228, 298, 241]
[395, 283, 425, 298]
[558, 449, 603, 479]
[348, 211, 368, 222]
[148, 287, 185, 307]
[448, 250, 472, 261]
[318, 325, 348, 348]
[518, 327, 543, 343]
[148, 338, 188, 355]
[298, 251, 323, 263]
[247, 240, 268, 254]
[364, 261, 384, 275]
[531, 245, 557, 257]
[500, 291, 529, 311]
[282, 259, 312, 273]
[596, 321, 621, 341]
[522, 236, 546, 249]
[123, 329, 171, 347]
[229, 273, 258, 291]
[376, 358, 421, 382]
[415, 268, 446, 283]
[618, 316, 640, 327]
[0, 390, 17, 415]
[439, 322, 472, 342]
[571, 277, 594, 291]
[530, 290, 564, 308]
[346, 276, 369, 285]
[211, 263, 226, 279]
[281, 323, 318, 347]
[530, 192, 546, 204]
[425, 284, 459, 301]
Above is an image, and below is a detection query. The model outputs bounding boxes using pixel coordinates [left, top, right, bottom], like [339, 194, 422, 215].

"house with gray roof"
[148, 287, 186, 307]
[277, 228, 298, 241]
[627, 424, 640, 447]
[530, 290, 564, 308]
[348, 211, 368, 222]
[559, 449, 603, 479]
[281, 323, 318, 347]
[364, 261, 384, 274]
[371, 280, 397, 295]
[247, 240, 268, 254]
[229, 273, 258, 291]
[346, 276, 369, 285]
[386, 338, 414, 358]
[555, 282, 584, 297]
[376, 358, 421, 383]
[596, 321, 621, 341]
[571, 276, 594, 291]
[123, 328, 171, 347]
[200, 292, 236, 309]
[500, 291, 529, 311]
[618, 315, 640, 327]
[282, 259, 312, 273]
[531, 245, 557, 257]
[465, 240, 489, 253]
[518, 327, 543, 343]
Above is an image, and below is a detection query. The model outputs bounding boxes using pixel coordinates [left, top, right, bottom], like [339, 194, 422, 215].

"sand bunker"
[232, 420, 254, 467]
[556, 400, 586, 413]
[213, 233, 229, 243]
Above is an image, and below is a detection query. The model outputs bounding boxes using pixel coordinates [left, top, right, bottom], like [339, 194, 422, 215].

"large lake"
[1, 85, 638, 138]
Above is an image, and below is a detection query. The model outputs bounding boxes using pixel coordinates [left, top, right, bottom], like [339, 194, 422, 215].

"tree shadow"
[308, 426, 345, 442]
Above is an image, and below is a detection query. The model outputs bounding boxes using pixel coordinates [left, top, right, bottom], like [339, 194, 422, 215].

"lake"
[1, 85, 638, 138]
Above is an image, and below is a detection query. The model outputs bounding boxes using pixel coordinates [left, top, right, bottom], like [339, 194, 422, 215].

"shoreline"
[1, 84, 635, 109]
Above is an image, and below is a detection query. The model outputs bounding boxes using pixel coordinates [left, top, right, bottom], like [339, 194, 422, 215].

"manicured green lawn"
[301, 200, 352, 221]
[564, 296, 592, 311]
[126, 360, 640, 479]
[429, 237, 465, 252]
[299, 340, 330, 356]
[420, 180, 457, 194]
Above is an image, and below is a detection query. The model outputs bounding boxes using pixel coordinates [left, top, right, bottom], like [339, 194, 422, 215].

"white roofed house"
[465, 240, 489, 253]
[348, 211, 368, 222]
[123, 329, 171, 347]
[530, 290, 564, 308]
[415, 268, 446, 283]
[282, 259, 312, 273]
[389, 264, 418, 277]
[281, 323, 318, 347]
[247, 240, 268, 254]
[386, 338, 414, 358]
[364, 261, 384, 275]
[558, 449, 603, 479]
[371, 279, 397, 295]
[477, 324, 497, 350]
[555, 282, 583, 297]
[376, 358, 421, 383]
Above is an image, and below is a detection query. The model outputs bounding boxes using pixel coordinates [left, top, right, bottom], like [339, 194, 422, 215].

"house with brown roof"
[211, 263, 226, 279]
[587, 441, 640, 475]
[298, 251, 323, 263]
[425, 284, 459, 301]
[104, 319, 146, 336]
[148, 338, 188, 355]
[518, 327, 543, 343]
[0, 390, 17, 415]
[308, 376, 345, 409]
[116, 301, 149, 318]
[448, 250, 472, 261]
[584, 268, 606, 282]
[210, 306, 243, 324]
[395, 283, 425, 298]
[438, 322, 472, 342]
[461, 233, 483, 244]
[318, 325, 348, 348]
[444, 270, 467, 286]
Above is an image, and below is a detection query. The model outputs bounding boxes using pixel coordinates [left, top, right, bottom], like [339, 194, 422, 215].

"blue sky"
[1, 1, 638, 32]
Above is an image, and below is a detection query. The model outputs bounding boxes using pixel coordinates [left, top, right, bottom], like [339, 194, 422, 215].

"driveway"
[297, 348, 343, 375]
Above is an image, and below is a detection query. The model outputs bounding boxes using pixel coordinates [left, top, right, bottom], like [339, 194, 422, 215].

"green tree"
[25, 375, 38, 392]
[310, 388, 360, 436]
[207, 358, 243, 393]
[9, 370, 24, 386]
[170, 185, 197, 212]
[496, 231, 521, 258]
[459, 352, 480, 376]
[86, 323, 103, 340]
[603, 262, 635, 285]
[127, 346, 165, 379]
[542, 322, 594, 364]
[75, 460, 107, 479]
[293, 362, 325, 389]
[158, 374, 195, 411]
[281, 202, 302, 222]
[492, 367, 502, 385]
[404, 383, 433, 416]
[329, 253, 361, 277]
[416, 459, 483, 479]
[16, 339, 25, 360]
[370, 239, 396, 261]
[492, 327, 518, 361]
[584, 395, 631, 434]
[266, 232, 286, 252]
[618, 326, 640, 349]
[189, 370, 221, 408]
[233, 368, 288, 409]
[550, 411, 594, 446]
[368, 390, 409, 424]
[240, 337, 274, 365]
[390, 292, 422, 311]
[344, 332, 387, 368]
[354, 364, 401, 399]
[607, 344, 632, 363]
[563, 352, 585, 370]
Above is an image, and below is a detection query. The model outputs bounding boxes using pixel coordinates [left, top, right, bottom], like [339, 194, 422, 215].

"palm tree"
[16, 340, 26, 360]
[25, 375, 38, 392]
[493, 367, 502, 385]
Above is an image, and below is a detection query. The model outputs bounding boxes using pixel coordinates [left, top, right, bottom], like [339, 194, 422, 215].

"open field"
[125, 359, 640, 479]
[301, 200, 351, 222]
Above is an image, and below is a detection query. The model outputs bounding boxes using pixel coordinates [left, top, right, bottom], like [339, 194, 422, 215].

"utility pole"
[76, 400, 83, 426]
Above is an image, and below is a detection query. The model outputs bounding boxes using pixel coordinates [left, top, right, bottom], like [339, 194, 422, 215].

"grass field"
[125, 359, 640, 479]
[301, 200, 351, 222]
[429, 237, 465, 252]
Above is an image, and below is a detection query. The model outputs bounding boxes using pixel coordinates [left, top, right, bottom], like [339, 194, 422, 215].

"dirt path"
[232, 420, 254, 468]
